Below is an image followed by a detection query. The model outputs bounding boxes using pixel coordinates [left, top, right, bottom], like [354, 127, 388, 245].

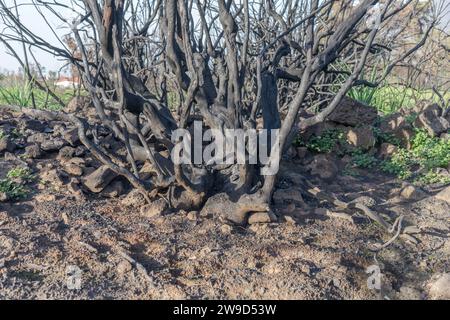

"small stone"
[140, 198, 167, 218]
[0, 192, 9, 202]
[286, 146, 297, 158]
[66, 96, 92, 113]
[346, 125, 375, 150]
[314, 207, 329, 215]
[379, 113, 406, 132]
[328, 96, 378, 126]
[398, 286, 422, 300]
[117, 260, 133, 275]
[61, 212, 70, 224]
[350, 196, 376, 207]
[121, 189, 146, 207]
[24, 144, 42, 159]
[220, 224, 233, 234]
[26, 119, 46, 132]
[27, 133, 48, 144]
[74, 146, 86, 157]
[187, 211, 198, 221]
[68, 179, 85, 201]
[0, 136, 15, 153]
[101, 180, 125, 198]
[83, 165, 118, 193]
[58, 146, 76, 160]
[307, 154, 338, 180]
[403, 226, 421, 234]
[378, 143, 398, 159]
[248, 211, 277, 224]
[277, 203, 296, 215]
[40, 138, 66, 152]
[296, 147, 308, 159]
[273, 188, 303, 205]
[35, 194, 56, 202]
[400, 185, 426, 200]
[39, 169, 66, 189]
[429, 273, 450, 299]
[435, 186, 450, 204]
[414, 104, 449, 137]
[62, 128, 80, 146]
[283, 215, 297, 224]
[63, 162, 83, 176]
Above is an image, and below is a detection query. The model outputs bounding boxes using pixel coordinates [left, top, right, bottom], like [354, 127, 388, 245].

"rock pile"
[0, 98, 128, 203]
[295, 98, 450, 181]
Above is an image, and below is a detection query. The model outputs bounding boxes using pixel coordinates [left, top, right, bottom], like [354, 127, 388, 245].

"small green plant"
[0, 129, 5, 139]
[351, 149, 378, 168]
[373, 126, 401, 146]
[380, 152, 412, 179]
[9, 128, 22, 139]
[0, 179, 28, 200]
[405, 113, 418, 124]
[0, 80, 33, 107]
[380, 129, 450, 184]
[346, 64, 380, 106]
[417, 171, 450, 185]
[7, 167, 33, 180]
[410, 129, 450, 169]
[300, 129, 345, 153]
[0, 167, 33, 200]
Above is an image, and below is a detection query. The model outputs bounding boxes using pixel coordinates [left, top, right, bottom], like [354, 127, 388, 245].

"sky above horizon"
[0, 0, 449, 74]
[0, 0, 75, 74]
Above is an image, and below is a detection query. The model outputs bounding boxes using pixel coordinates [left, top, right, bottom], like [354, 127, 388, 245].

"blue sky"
[0, 0, 448, 73]
[0, 0, 74, 73]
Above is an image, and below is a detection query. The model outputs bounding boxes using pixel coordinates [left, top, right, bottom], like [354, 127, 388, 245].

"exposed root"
[373, 215, 404, 252]
[350, 202, 391, 230]
[325, 211, 353, 222]
[289, 172, 416, 251]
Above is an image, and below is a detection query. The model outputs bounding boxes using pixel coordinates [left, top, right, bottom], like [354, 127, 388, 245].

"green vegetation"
[348, 85, 443, 115]
[7, 167, 33, 180]
[334, 62, 449, 115]
[0, 167, 34, 200]
[381, 129, 450, 183]
[373, 126, 401, 146]
[0, 80, 74, 110]
[297, 123, 450, 185]
[296, 129, 345, 153]
[350, 149, 378, 169]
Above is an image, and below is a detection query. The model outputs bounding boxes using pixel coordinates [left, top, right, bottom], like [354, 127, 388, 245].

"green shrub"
[417, 171, 450, 185]
[0, 167, 33, 200]
[381, 129, 450, 183]
[351, 149, 378, 168]
[7, 167, 33, 180]
[299, 129, 345, 153]
[0, 179, 28, 200]
[373, 126, 401, 146]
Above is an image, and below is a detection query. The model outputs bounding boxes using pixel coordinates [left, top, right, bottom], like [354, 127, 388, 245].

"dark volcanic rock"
[83, 165, 118, 193]
[328, 97, 378, 126]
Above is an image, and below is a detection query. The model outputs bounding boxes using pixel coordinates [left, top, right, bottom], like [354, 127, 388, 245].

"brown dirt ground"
[1, 158, 448, 300]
